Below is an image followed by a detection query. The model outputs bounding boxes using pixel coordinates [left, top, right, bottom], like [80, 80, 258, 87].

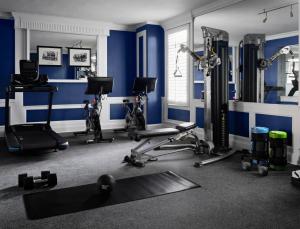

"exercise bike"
[74, 77, 114, 144]
[123, 95, 146, 131]
[115, 77, 157, 133]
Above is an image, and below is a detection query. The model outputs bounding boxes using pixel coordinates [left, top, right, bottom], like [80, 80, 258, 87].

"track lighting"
[263, 11, 267, 23]
[259, 2, 298, 23]
[290, 5, 294, 18]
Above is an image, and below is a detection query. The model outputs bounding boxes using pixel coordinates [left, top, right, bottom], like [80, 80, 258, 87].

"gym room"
[0, 0, 299, 228]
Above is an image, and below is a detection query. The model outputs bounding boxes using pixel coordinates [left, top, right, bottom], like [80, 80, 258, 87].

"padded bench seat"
[132, 122, 196, 141]
[176, 122, 197, 132]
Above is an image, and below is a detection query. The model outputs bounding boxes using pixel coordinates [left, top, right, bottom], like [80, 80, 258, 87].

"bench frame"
[124, 123, 236, 167]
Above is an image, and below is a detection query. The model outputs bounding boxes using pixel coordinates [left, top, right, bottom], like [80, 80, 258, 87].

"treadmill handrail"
[5, 84, 57, 129]
[7, 85, 58, 93]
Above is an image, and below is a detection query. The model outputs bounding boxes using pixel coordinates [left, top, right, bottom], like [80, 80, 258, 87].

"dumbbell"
[257, 165, 268, 176]
[241, 155, 252, 171]
[18, 171, 57, 190]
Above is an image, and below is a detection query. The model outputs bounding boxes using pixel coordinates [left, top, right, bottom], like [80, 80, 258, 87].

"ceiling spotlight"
[263, 11, 268, 23]
[290, 4, 294, 17]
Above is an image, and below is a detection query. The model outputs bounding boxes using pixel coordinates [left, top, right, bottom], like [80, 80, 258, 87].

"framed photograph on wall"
[37, 46, 62, 66]
[68, 48, 91, 67]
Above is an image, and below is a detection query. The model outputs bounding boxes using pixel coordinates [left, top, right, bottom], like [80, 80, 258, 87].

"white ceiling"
[194, 0, 299, 47]
[0, 0, 214, 25]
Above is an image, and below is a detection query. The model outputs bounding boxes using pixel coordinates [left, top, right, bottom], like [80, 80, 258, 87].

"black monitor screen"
[20, 60, 38, 74]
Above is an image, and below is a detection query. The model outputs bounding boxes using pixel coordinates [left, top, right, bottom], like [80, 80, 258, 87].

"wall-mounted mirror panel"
[194, 0, 299, 104]
[30, 31, 97, 80]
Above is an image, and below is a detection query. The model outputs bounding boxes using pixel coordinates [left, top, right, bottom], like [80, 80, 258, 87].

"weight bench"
[124, 122, 205, 167]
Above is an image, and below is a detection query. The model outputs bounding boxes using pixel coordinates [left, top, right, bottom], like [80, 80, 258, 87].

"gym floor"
[0, 133, 300, 229]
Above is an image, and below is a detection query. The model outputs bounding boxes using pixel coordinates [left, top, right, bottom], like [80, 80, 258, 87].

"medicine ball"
[96, 174, 116, 194]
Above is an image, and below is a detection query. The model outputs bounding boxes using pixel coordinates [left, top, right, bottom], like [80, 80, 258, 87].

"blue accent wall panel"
[228, 111, 249, 137]
[0, 19, 15, 99]
[256, 114, 292, 145]
[27, 108, 85, 122]
[110, 104, 127, 120]
[142, 25, 165, 124]
[168, 108, 190, 122]
[194, 83, 204, 99]
[229, 84, 235, 100]
[264, 36, 298, 103]
[23, 83, 94, 106]
[194, 51, 204, 81]
[30, 53, 75, 79]
[0, 107, 5, 125]
[138, 36, 144, 77]
[108, 30, 136, 97]
[196, 107, 204, 128]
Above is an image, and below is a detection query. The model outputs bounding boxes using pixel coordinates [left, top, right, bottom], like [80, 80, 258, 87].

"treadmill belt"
[18, 130, 57, 150]
[23, 171, 200, 220]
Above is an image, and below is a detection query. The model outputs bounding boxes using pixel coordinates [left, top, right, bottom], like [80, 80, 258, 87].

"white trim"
[97, 35, 108, 76]
[25, 104, 84, 110]
[161, 12, 193, 31]
[136, 30, 147, 77]
[266, 31, 299, 41]
[12, 12, 110, 36]
[0, 99, 15, 107]
[280, 96, 298, 103]
[191, 0, 245, 18]
[48, 79, 88, 83]
[25, 29, 30, 60]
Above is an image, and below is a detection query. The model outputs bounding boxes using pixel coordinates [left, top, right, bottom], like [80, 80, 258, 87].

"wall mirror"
[193, 0, 299, 104]
[30, 30, 97, 80]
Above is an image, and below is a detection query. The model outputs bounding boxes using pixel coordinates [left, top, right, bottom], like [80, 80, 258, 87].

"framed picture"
[37, 46, 62, 66]
[68, 48, 91, 67]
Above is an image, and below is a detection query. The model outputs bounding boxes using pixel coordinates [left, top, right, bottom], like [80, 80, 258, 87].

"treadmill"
[5, 60, 69, 152]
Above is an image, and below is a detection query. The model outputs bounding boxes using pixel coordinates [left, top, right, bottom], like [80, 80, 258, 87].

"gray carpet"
[0, 133, 300, 229]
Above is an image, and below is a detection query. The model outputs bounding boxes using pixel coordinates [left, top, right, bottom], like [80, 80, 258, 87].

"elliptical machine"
[74, 77, 114, 144]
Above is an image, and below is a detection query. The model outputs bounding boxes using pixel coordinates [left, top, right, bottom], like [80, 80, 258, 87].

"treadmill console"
[11, 60, 48, 86]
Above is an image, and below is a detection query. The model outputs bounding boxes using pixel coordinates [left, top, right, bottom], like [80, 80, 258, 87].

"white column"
[13, 28, 27, 125]
[96, 35, 108, 76]
[26, 29, 30, 60]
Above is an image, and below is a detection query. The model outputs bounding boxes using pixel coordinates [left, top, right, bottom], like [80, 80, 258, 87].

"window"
[167, 25, 189, 106]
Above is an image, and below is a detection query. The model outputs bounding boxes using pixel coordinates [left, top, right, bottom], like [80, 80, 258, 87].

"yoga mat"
[23, 171, 200, 220]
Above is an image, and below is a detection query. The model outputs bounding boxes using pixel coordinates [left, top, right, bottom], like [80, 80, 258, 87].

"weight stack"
[269, 131, 287, 170]
[251, 127, 269, 162]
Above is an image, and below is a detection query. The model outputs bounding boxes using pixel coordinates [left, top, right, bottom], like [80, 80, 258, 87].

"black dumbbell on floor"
[18, 171, 57, 190]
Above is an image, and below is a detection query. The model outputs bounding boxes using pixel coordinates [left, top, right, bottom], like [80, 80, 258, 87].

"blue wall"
[30, 53, 75, 79]
[27, 108, 85, 122]
[228, 111, 249, 137]
[168, 108, 190, 122]
[110, 104, 127, 120]
[24, 83, 93, 106]
[0, 19, 15, 99]
[108, 30, 136, 97]
[196, 107, 204, 128]
[264, 36, 298, 103]
[137, 24, 165, 124]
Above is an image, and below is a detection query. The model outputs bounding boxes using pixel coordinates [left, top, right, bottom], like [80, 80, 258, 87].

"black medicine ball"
[96, 174, 116, 194]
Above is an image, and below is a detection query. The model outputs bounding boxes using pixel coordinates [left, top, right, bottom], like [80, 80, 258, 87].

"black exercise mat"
[23, 171, 200, 220]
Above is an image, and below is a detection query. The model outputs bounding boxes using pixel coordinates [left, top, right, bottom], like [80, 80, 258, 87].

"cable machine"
[176, 26, 235, 165]
[239, 34, 296, 103]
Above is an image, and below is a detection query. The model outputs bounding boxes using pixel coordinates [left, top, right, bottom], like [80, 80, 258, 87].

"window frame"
[166, 24, 190, 107]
